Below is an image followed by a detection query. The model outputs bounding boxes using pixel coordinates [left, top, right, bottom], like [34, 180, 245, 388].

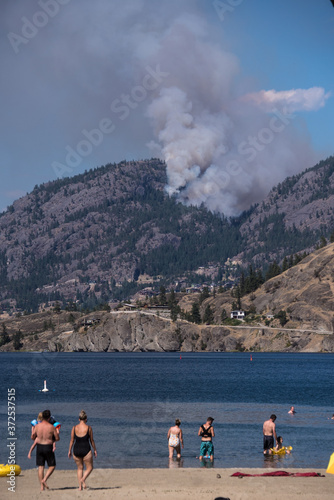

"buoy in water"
[41, 380, 49, 392]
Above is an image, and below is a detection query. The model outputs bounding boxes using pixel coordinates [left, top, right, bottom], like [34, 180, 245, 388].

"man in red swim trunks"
[32, 409, 59, 491]
[263, 414, 277, 454]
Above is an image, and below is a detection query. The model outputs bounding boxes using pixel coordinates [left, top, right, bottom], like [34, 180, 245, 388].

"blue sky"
[1, 0, 333, 215]
[215, 0, 333, 153]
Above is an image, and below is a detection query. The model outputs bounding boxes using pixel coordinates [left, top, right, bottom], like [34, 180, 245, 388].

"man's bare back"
[33, 420, 59, 445]
[263, 418, 276, 437]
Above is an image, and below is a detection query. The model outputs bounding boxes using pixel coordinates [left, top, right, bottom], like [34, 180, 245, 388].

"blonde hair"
[37, 412, 43, 421]
[79, 410, 87, 421]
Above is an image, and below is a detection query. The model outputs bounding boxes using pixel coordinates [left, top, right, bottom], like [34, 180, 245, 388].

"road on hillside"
[109, 310, 333, 335]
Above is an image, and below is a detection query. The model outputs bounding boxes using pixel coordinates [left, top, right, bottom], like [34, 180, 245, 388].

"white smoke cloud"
[1, 0, 328, 216]
[145, 13, 323, 216]
[243, 87, 330, 113]
[147, 87, 230, 195]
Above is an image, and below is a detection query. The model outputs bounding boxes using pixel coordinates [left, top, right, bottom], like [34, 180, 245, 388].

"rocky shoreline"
[46, 311, 334, 353]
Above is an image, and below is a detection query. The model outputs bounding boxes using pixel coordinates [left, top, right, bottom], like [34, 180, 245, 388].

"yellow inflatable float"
[270, 446, 293, 455]
[0, 464, 21, 477]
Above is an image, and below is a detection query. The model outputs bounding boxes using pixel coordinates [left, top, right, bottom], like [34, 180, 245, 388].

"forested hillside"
[0, 159, 241, 312]
[238, 155, 334, 266]
[0, 155, 333, 313]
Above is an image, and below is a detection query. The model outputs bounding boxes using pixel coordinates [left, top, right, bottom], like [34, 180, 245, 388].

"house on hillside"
[80, 317, 101, 326]
[230, 310, 245, 320]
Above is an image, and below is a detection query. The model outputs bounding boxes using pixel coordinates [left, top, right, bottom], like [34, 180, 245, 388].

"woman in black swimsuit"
[68, 410, 97, 490]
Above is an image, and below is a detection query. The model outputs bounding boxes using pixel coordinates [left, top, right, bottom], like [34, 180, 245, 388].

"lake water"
[1, 352, 334, 470]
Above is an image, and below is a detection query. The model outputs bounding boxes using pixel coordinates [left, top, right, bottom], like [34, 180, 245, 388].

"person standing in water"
[68, 410, 97, 491]
[198, 417, 215, 461]
[263, 414, 277, 454]
[167, 418, 184, 459]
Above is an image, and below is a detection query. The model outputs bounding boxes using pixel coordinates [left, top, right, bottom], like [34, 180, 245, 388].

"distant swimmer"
[167, 419, 183, 460]
[263, 414, 277, 454]
[288, 406, 296, 414]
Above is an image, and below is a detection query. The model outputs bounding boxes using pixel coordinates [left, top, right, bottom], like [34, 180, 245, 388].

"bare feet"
[80, 479, 87, 490]
[41, 479, 49, 490]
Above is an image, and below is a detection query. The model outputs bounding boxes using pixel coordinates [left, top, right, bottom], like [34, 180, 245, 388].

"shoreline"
[2, 467, 333, 500]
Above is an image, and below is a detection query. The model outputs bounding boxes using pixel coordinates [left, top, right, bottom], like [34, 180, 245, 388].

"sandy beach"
[1, 468, 333, 500]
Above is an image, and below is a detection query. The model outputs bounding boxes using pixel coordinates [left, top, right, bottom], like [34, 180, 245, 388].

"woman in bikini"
[68, 410, 97, 490]
[167, 418, 183, 459]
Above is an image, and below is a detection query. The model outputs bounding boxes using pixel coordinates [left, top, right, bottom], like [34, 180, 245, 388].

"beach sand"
[1, 468, 333, 500]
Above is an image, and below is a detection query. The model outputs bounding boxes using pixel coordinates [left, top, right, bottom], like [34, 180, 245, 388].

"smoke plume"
[1, 0, 325, 216]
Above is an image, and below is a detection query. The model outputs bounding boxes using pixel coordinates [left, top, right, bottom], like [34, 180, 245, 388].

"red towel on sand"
[231, 471, 324, 478]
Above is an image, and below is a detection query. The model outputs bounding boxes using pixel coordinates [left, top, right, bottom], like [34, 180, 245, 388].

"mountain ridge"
[0, 155, 333, 312]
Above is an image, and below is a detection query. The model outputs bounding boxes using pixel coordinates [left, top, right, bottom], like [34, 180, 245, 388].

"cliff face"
[1, 308, 333, 353]
[52, 313, 181, 353]
[46, 312, 334, 353]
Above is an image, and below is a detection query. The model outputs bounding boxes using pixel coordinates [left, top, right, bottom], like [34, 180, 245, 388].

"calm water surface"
[0, 352, 334, 470]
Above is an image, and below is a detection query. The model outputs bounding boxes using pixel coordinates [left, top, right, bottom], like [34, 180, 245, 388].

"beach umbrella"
[326, 452, 334, 474]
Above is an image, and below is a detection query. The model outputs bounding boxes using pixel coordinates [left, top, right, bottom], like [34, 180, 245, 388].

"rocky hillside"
[0, 159, 239, 311]
[47, 312, 334, 354]
[0, 155, 334, 312]
[183, 242, 334, 334]
[237, 155, 334, 266]
[1, 308, 333, 354]
[2, 242, 334, 353]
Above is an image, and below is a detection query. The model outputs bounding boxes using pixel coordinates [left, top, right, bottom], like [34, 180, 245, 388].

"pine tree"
[191, 302, 201, 324]
[239, 271, 246, 295]
[248, 265, 257, 292]
[282, 256, 288, 272]
[167, 289, 177, 308]
[235, 286, 242, 310]
[0, 324, 10, 346]
[275, 310, 288, 327]
[159, 286, 167, 305]
[199, 287, 210, 304]
[13, 329, 23, 350]
[319, 236, 327, 248]
[265, 261, 281, 281]
[53, 301, 61, 313]
[203, 305, 214, 325]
